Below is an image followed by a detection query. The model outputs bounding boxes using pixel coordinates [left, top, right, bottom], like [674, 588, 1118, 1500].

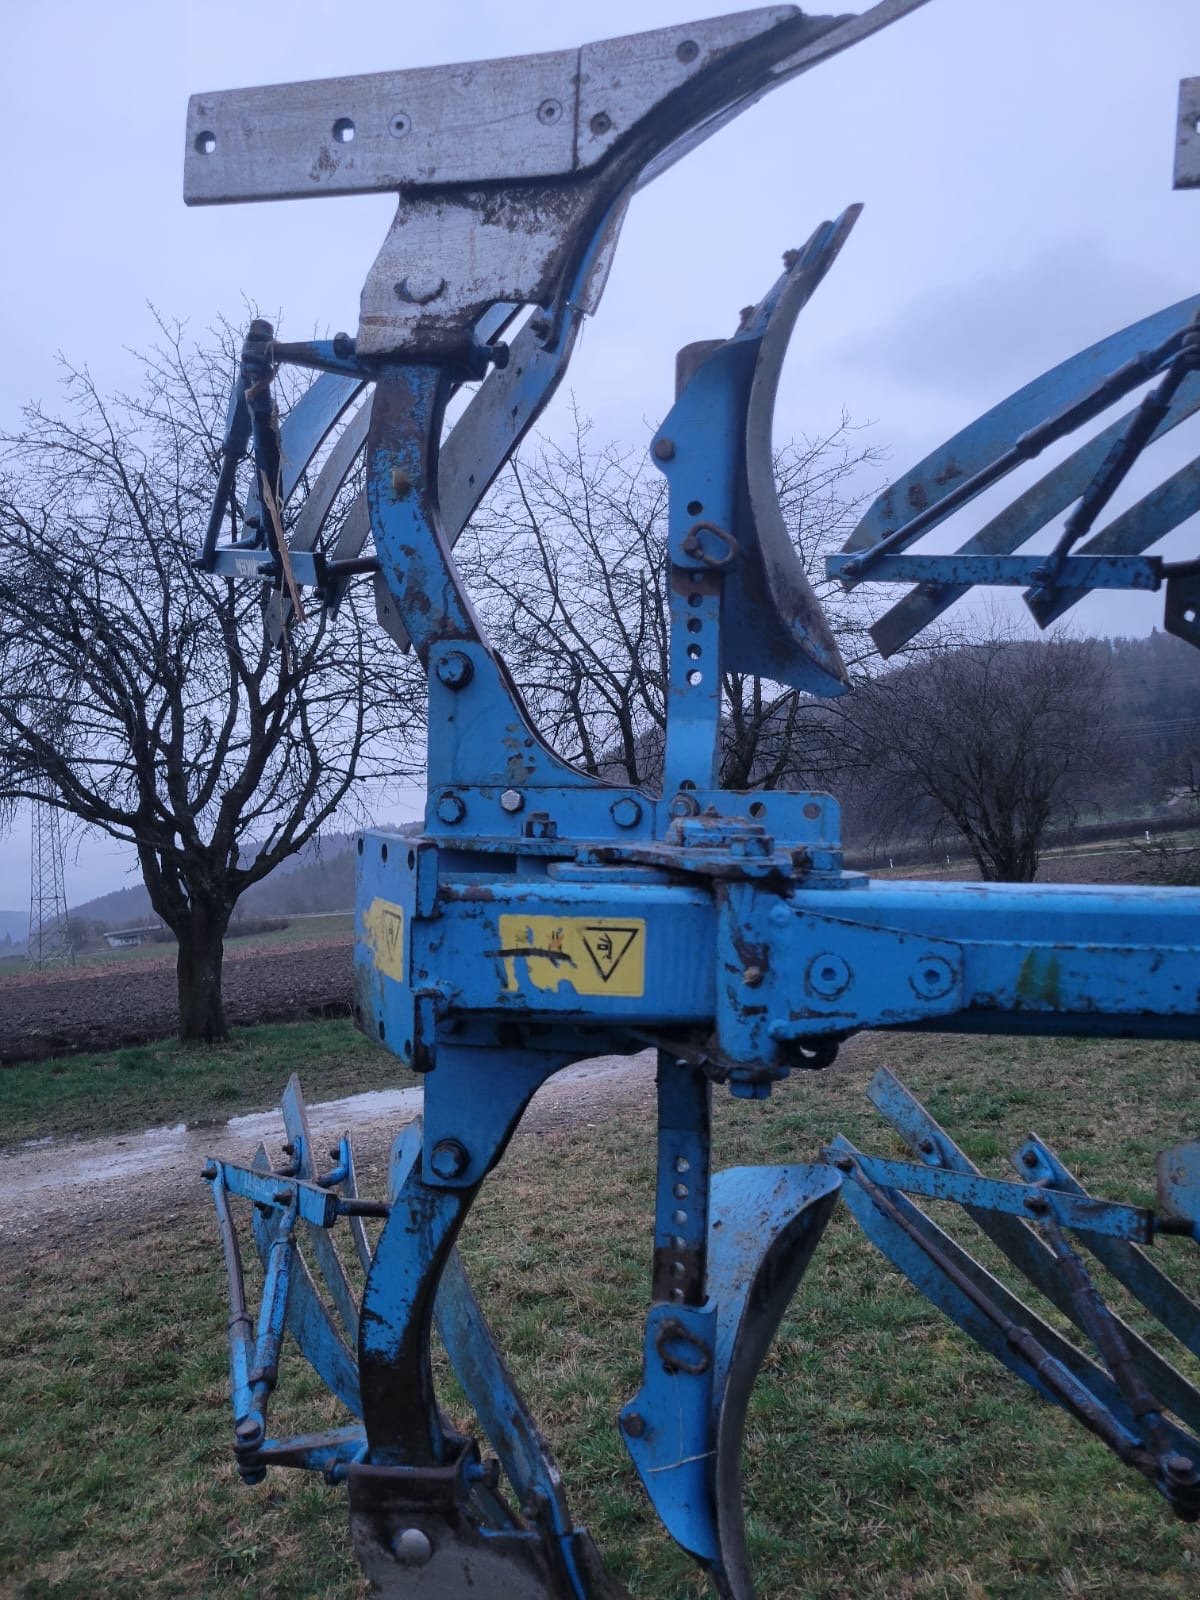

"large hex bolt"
[435, 792, 466, 826]
[430, 1139, 470, 1180]
[806, 952, 851, 999]
[500, 789, 525, 814]
[435, 650, 474, 690]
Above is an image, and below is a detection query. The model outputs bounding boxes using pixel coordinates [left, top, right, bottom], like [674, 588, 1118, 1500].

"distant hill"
[71, 824, 418, 927]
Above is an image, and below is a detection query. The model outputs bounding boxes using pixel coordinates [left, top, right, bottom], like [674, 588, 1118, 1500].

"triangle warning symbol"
[581, 925, 641, 984]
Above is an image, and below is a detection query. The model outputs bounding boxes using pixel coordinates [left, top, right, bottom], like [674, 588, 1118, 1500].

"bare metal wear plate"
[183, 9, 796, 204]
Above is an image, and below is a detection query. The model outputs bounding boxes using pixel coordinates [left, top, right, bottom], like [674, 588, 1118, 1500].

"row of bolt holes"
[668, 1155, 691, 1302]
[684, 500, 705, 687]
[193, 44, 705, 157]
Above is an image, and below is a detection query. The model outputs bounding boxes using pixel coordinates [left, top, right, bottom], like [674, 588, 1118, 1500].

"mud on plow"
[187, 8, 1200, 1595]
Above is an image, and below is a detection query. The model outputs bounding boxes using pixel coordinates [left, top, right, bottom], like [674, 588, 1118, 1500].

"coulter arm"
[186, 10, 1200, 1598]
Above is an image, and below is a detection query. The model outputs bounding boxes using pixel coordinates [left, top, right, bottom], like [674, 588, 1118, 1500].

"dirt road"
[0, 1049, 654, 1246]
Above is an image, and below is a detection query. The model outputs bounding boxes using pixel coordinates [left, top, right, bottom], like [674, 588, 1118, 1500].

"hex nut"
[435, 792, 466, 826]
[610, 796, 643, 829]
[430, 1139, 470, 1180]
[500, 789, 525, 814]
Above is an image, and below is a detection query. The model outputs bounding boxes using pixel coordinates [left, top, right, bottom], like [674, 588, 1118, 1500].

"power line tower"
[28, 785, 74, 969]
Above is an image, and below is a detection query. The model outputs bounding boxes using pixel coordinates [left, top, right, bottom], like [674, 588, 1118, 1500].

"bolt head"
[500, 789, 525, 814]
[392, 1528, 433, 1567]
[435, 792, 466, 826]
[653, 437, 676, 462]
[676, 38, 700, 63]
[668, 792, 699, 819]
[806, 952, 851, 999]
[610, 796, 643, 829]
[622, 1411, 646, 1438]
[430, 1139, 470, 1180]
[395, 274, 446, 305]
[742, 965, 764, 988]
[589, 111, 613, 136]
[537, 98, 563, 125]
[435, 650, 473, 690]
[389, 112, 412, 138]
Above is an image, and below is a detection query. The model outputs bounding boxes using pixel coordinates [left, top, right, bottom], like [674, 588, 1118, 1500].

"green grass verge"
[4, 1030, 1200, 1595]
[0, 1020, 411, 1150]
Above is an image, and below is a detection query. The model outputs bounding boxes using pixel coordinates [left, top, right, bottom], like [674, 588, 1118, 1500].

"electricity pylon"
[28, 784, 74, 969]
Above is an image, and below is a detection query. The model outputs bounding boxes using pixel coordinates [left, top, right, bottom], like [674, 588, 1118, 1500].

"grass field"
[0, 914, 355, 981]
[0, 1020, 406, 1149]
[3, 1027, 1200, 1597]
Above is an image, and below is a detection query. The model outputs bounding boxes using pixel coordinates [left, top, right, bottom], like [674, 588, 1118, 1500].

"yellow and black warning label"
[498, 915, 646, 998]
[363, 897, 406, 983]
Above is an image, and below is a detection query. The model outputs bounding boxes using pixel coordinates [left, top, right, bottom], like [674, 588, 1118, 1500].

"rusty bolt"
[590, 111, 613, 136]
[676, 39, 700, 63]
[669, 792, 699, 819]
[500, 789, 525, 814]
[435, 650, 473, 690]
[537, 98, 563, 125]
[834, 1156, 854, 1173]
[332, 331, 354, 359]
[1024, 1193, 1050, 1215]
[391, 468, 413, 498]
[742, 966, 764, 988]
[392, 1528, 433, 1567]
[918, 1138, 936, 1155]
[430, 1139, 470, 1180]
[622, 1412, 646, 1438]
[652, 437, 676, 462]
[610, 796, 642, 829]
[202, 1160, 218, 1182]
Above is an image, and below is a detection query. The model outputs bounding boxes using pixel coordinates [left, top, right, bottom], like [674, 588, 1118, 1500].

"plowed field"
[0, 937, 352, 1063]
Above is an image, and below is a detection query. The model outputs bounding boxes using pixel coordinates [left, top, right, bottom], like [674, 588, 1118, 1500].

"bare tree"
[839, 628, 1110, 881]
[0, 322, 422, 1041]
[462, 406, 881, 792]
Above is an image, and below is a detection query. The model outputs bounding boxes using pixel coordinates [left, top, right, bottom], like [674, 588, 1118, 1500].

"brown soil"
[0, 937, 353, 1064]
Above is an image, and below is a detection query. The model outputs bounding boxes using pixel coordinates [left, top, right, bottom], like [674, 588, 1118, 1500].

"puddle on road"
[0, 1056, 635, 1208]
[0, 1083, 425, 1203]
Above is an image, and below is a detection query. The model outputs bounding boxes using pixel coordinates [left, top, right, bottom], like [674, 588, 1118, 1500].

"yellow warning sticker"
[363, 897, 406, 983]
[498, 915, 645, 998]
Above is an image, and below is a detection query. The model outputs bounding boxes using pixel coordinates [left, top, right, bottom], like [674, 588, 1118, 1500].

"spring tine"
[830, 1137, 1198, 1473]
[280, 1075, 360, 1342]
[250, 1147, 362, 1417]
[339, 1133, 374, 1277]
[1018, 1136, 1200, 1366]
[869, 1070, 1200, 1435]
[206, 1161, 253, 1426]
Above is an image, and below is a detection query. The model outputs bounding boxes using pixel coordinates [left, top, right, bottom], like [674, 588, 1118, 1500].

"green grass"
[0, 1020, 411, 1150]
[3, 1029, 1200, 1595]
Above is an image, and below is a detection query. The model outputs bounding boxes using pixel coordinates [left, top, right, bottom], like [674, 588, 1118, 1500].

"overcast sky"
[1, 0, 1196, 908]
